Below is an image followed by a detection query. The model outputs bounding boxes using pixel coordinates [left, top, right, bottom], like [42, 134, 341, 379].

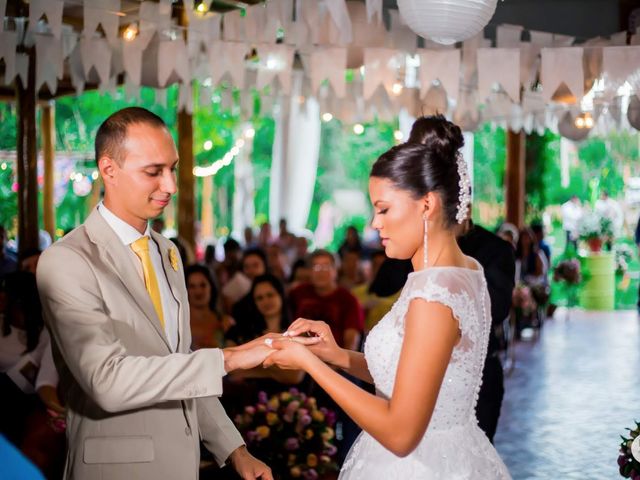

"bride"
[262, 116, 512, 479]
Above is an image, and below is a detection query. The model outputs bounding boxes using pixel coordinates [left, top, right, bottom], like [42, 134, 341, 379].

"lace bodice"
[364, 264, 490, 430]
[339, 262, 511, 479]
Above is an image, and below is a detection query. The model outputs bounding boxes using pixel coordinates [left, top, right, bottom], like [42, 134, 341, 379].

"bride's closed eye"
[377, 208, 389, 215]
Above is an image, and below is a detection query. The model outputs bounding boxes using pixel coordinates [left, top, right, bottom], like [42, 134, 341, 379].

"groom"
[37, 107, 272, 479]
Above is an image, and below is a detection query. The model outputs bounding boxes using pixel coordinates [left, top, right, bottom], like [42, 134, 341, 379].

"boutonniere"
[168, 247, 179, 271]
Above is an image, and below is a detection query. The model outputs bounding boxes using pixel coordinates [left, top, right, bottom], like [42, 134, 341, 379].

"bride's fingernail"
[282, 331, 290, 337]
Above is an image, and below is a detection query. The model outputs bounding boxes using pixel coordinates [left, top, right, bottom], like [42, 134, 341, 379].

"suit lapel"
[150, 232, 187, 352]
[84, 209, 171, 352]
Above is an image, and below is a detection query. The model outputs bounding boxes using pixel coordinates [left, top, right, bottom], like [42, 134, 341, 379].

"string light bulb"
[123, 23, 138, 42]
[353, 123, 364, 135]
[394, 130, 404, 141]
[322, 112, 333, 122]
[196, 1, 209, 14]
[391, 81, 403, 96]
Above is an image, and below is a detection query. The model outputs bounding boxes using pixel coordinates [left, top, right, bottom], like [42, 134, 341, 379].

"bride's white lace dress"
[339, 264, 512, 479]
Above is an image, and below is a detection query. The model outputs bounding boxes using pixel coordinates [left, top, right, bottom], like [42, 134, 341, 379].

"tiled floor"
[494, 308, 640, 479]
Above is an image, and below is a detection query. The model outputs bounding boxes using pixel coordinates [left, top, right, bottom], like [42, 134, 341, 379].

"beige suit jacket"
[36, 209, 244, 480]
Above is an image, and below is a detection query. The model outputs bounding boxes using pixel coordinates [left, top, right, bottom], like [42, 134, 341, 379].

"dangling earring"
[423, 214, 428, 270]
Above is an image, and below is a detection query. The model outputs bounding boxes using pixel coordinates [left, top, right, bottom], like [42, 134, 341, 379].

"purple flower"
[320, 407, 328, 415]
[258, 391, 268, 404]
[286, 400, 301, 414]
[302, 468, 318, 480]
[289, 387, 300, 396]
[325, 411, 337, 427]
[247, 430, 259, 442]
[285, 437, 300, 451]
[298, 414, 312, 428]
[324, 444, 337, 456]
[618, 455, 628, 467]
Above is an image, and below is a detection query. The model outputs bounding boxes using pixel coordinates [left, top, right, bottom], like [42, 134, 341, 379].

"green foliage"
[308, 119, 394, 242]
[0, 103, 18, 150]
[472, 124, 506, 229]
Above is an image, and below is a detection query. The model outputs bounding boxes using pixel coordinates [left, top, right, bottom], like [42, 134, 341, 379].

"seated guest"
[185, 265, 233, 349]
[338, 225, 363, 260]
[223, 275, 304, 411]
[288, 257, 311, 290]
[289, 250, 364, 351]
[338, 250, 366, 290]
[266, 243, 290, 283]
[231, 248, 269, 331]
[0, 272, 64, 477]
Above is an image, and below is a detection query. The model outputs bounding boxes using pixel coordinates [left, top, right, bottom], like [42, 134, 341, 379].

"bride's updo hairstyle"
[370, 115, 465, 228]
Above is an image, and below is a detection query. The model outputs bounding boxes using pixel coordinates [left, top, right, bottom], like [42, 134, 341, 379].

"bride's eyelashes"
[377, 208, 389, 215]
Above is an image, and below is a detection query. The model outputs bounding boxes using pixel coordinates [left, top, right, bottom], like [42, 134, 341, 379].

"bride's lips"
[381, 238, 389, 246]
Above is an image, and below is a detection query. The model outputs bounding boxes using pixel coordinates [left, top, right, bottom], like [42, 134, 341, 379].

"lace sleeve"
[403, 269, 484, 346]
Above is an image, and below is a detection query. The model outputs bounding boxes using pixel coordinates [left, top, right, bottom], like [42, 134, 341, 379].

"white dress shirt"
[98, 203, 179, 351]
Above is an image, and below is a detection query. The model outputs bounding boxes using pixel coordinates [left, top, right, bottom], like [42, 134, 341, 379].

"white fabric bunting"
[158, 38, 190, 87]
[80, 37, 112, 87]
[256, 44, 295, 94]
[83, 0, 121, 44]
[28, 0, 64, 39]
[540, 47, 584, 102]
[35, 35, 64, 93]
[363, 48, 401, 100]
[122, 37, 146, 86]
[387, 9, 417, 53]
[309, 47, 347, 97]
[496, 24, 523, 48]
[477, 48, 520, 102]
[139, 0, 172, 46]
[602, 46, 640, 92]
[208, 41, 248, 89]
[419, 49, 461, 103]
[366, 0, 383, 24]
[324, 0, 353, 44]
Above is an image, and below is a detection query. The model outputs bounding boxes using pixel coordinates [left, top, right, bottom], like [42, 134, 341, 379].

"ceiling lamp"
[397, 0, 498, 45]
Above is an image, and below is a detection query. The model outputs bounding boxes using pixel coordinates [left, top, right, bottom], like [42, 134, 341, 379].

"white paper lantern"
[397, 0, 498, 45]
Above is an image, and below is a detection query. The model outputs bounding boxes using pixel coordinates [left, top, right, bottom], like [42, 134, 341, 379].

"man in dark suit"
[458, 221, 516, 442]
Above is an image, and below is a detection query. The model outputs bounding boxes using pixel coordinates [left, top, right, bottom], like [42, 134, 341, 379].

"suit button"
[185, 427, 191, 436]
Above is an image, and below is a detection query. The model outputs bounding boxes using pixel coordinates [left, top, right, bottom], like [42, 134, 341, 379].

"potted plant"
[579, 213, 613, 252]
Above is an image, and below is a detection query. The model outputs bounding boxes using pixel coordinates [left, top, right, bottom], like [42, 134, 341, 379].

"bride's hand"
[285, 319, 343, 366]
[262, 338, 316, 371]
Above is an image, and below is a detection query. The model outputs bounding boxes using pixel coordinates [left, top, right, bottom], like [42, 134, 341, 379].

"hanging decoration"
[397, 0, 498, 45]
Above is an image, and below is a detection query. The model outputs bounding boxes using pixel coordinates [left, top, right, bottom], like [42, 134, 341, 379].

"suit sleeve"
[197, 396, 245, 466]
[37, 244, 226, 413]
[484, 241, 516, 328]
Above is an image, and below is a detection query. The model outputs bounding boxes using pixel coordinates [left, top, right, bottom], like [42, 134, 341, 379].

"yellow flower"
[288, 454, 297, 466]
[290, 466, 302, 478]
[280, 392, 292, 402]
[320, 454, 331, 464]
[321, 427, 334, 441]
[266, 412, 279, 426]
[268, 397, 280, 410]
[256, 425, 270, 439]
[307, 453, 318, 468]
[311, 410, 325, 422]
[168, 247, 179, 271]
[305, 428, 314, 440]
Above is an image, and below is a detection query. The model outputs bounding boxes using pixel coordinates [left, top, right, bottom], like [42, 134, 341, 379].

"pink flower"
[298, 414, 312, 428]
[285, 437, 300, 451]
[245, 406, 256, 415]
[302, 468, 318, 480]
[258, 391, 268, 404]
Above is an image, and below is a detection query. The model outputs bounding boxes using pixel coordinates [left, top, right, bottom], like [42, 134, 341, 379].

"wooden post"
[15, 45, 39, 255]
[505, 129, 525, 229]
[41, 101, 56, 240]
[177, 110, 195, 249]
[176, 7, 195, 250]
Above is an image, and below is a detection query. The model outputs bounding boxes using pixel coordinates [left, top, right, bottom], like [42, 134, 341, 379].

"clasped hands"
[223, 319, 340, 373]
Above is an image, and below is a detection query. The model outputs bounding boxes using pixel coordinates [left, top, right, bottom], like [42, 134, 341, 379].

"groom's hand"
[229, 445, 273, 480]
[223, 345, 274, 372]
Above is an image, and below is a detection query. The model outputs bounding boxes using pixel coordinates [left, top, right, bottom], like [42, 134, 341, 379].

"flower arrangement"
[614, 244, 634, 274]
[234, 388, 339, 480]
[512, 283, 537, 316]
[553, 259, 581, 284]
[579, 213, 614, 251]
[618, 420, 640, 478]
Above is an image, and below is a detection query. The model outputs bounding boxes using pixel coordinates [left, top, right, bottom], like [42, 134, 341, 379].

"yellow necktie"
[130, 236, 165, 330]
